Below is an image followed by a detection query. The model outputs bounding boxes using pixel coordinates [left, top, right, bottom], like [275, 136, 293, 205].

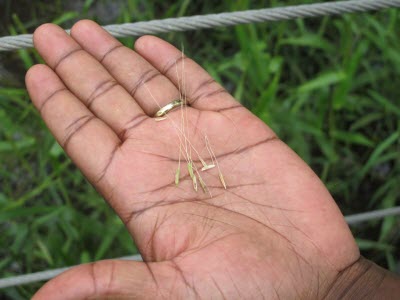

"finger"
[31, 260, 169, 300]
[70, 20, 181, 116]
[33, 23, 148, 140]
[26, 64, 120, 187]
[135, 35, 241, 112]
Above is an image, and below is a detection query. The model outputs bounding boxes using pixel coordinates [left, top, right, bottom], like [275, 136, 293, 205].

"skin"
[25, 20, 383, 299]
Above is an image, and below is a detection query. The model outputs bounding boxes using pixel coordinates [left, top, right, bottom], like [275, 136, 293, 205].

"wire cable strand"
[345, 206, 400, 225]
[0, 0, 400, 51]
[0, 255, 142, 289]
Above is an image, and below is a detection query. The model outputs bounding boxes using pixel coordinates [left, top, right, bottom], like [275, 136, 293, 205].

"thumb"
[32, 259, 169, 299]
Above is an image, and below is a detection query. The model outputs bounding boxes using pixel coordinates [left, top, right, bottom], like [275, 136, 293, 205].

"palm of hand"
[114, 107, 357, 299]
[27, 21, 359, 299]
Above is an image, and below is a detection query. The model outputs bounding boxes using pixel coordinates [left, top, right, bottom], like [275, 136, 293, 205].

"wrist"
[324, 256, 400, 299]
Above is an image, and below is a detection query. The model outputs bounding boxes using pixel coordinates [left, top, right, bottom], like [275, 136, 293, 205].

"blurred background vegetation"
[0, 0, 399, 298]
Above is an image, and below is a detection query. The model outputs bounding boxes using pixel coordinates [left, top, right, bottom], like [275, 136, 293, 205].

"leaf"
[9, 19, 34, 69]
[280, 34, 334, 52]
[0, 206, 56, 222]
[379, 191, 398, 242]
[385, 251, 397, 272]
[333, 40, 368, 109]
[359, 132, 400, 180]
[356, 238, 394, 252]
[95, 226, 120, 260]
[350, 112, 383, 131]
[49, 142, 64, 158]
[80, 251, 92, 264]
[298, 71, 347, 94]
[83, 0, 96, 13]
[51, 11, 79, 26]
[0, 137, 36, 152]
[36, 239, 54, 266]
[369, 91, 400, 117]
[331, 130, 374, 147]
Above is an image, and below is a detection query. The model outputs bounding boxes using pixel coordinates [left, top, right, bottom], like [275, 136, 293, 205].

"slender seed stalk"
[201, 164, 215, 171]
[143, 46, 226, 195]
[192, 174, 198, 191]
[187, 161, 194, 178]
[175, 141, 181, 186]
[205, 134, 226, 189]
[219, 173, 227, 190]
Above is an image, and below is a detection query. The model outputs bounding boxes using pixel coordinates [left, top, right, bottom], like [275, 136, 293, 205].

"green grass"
[1, 0, 400, 298]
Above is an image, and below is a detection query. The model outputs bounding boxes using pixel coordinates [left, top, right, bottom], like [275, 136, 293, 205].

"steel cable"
[0, 0, 400, 51]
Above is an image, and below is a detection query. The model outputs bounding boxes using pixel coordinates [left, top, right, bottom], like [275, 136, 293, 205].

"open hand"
[27, 20, 360, 299]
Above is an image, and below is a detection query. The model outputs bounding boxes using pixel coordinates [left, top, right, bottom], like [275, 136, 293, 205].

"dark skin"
[25, 20, 399, 299]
